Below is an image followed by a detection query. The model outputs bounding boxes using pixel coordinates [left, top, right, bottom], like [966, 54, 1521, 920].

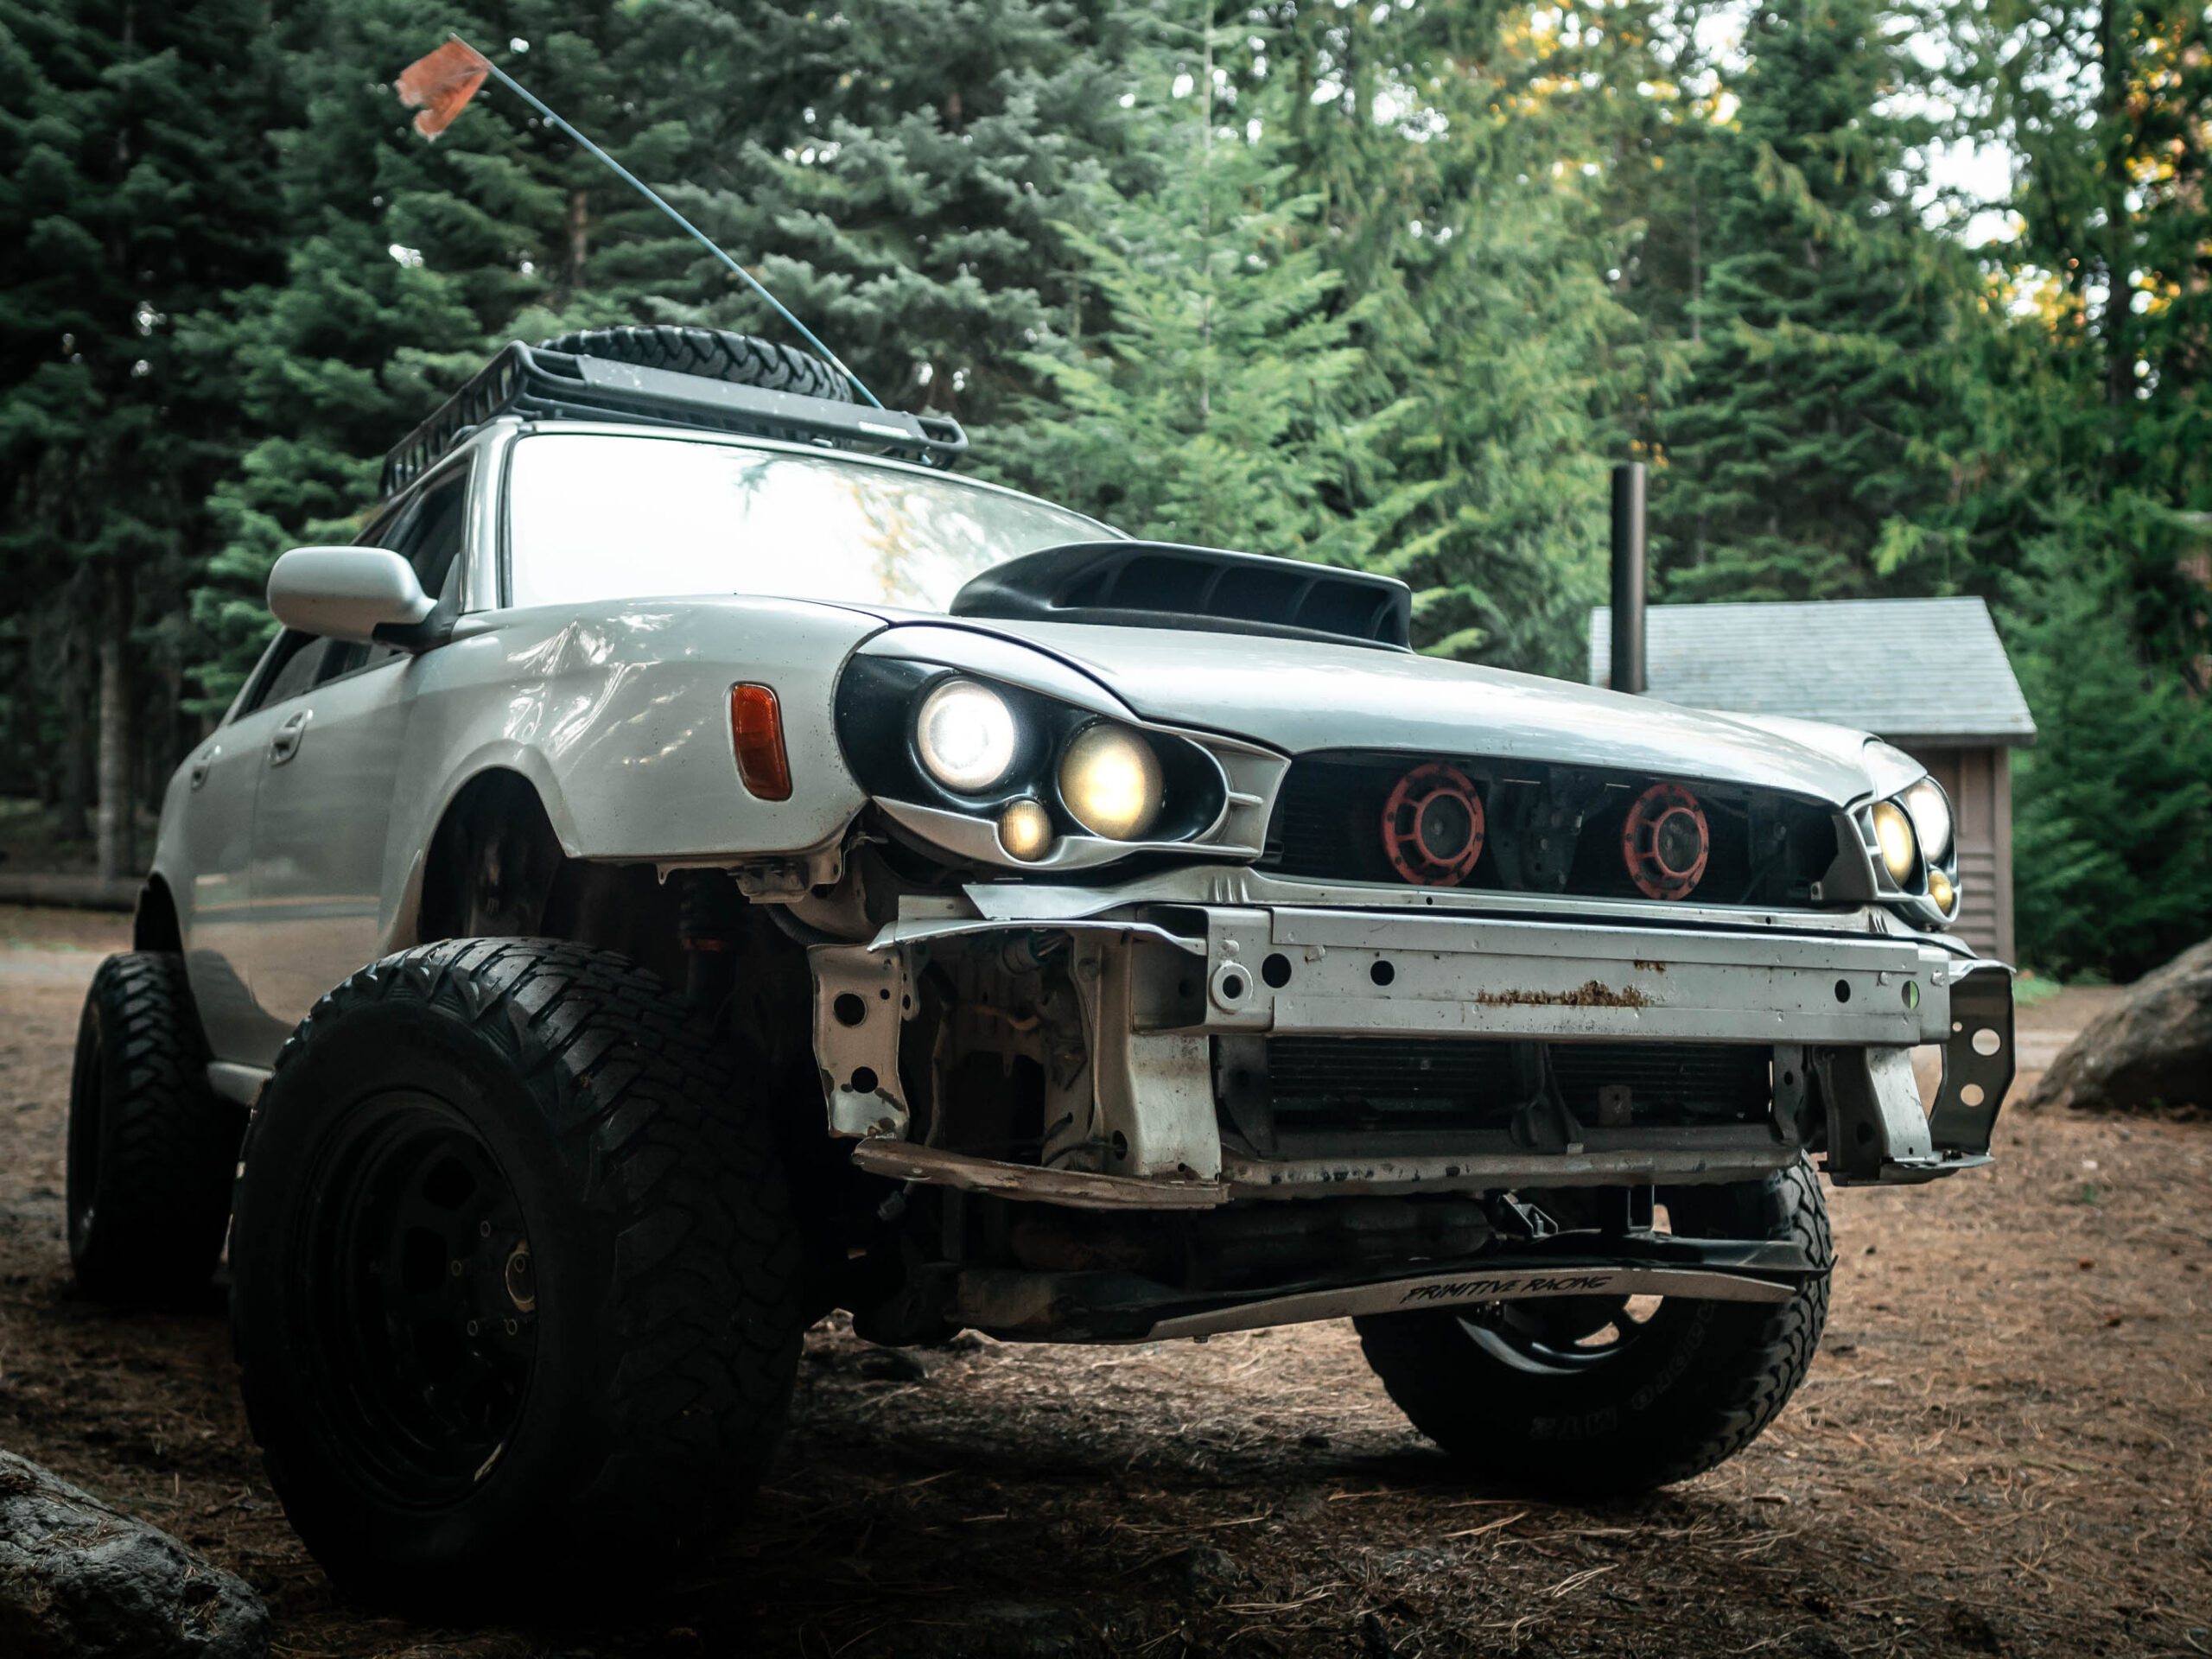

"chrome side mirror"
[266, 548, 436, 646]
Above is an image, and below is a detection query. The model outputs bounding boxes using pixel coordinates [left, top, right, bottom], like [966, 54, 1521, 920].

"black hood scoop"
[950, 542, 1413, 652]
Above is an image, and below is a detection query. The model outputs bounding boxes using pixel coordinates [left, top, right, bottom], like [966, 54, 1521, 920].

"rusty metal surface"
[1198, 905, 1953, 1046]
[1219, 1142, 1801, 1197]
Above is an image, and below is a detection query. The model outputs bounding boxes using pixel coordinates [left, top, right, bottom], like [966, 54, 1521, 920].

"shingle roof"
[1586, 596, 2037, 746]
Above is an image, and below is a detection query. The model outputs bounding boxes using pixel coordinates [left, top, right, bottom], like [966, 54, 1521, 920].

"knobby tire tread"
[1356, 1158, 1833, 1496]
[238, 938, 803, 1559]
[68, 951, 238, 1304]
[538, 325, 852, 404]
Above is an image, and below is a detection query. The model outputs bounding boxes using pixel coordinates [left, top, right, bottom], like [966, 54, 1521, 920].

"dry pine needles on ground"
[0, 907, 2203, 1656]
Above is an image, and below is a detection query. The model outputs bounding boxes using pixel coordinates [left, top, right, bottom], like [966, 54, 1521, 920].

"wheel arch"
[132, 874, 183, 954]
[410, 765, 569, 947]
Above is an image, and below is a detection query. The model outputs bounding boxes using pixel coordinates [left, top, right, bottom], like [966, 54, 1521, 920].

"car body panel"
[849, 616, 1885, 810]
[245, 656, 411, 1031]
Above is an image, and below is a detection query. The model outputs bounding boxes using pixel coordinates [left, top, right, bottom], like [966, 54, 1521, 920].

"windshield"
[504, 431, 1107, 611]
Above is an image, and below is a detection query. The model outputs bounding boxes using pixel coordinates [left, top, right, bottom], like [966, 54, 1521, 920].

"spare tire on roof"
[537, 325, 852, 404]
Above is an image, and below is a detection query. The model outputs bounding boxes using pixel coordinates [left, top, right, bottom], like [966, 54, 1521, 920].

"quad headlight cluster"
[907, 677, 1168, 859]
[836, 658, 1217, 868]
[1867, 775, 1960, 924]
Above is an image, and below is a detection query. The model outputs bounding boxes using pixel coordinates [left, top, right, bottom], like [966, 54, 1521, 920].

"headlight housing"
[833, 656, 1229, 869]
[1865, 774, 1961, 929]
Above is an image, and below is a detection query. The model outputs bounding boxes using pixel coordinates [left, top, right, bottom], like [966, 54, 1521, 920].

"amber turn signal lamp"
[730, 683, 792, 801]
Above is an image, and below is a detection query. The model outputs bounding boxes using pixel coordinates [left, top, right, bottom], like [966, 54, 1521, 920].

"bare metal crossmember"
[1200, 906, 1955, 1046]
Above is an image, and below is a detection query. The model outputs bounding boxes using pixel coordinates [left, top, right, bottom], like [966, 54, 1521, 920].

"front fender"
[376, 596, 884, 950]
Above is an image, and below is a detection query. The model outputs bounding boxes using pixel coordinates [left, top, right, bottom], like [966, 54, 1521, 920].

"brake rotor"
[1381, 763, 1485, 887]
[1621, 781, 1709, 899]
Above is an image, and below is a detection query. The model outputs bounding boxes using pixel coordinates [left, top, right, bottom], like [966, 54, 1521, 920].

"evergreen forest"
[3, 0, 2209, 977]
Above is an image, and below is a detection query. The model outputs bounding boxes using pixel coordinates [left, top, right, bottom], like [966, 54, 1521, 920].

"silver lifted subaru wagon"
[66, 327, 2012, 1603]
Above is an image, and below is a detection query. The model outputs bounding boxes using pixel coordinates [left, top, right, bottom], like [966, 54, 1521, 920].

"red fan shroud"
[1381, 762, 1485, 887]
[1621, 781, 1709, 899]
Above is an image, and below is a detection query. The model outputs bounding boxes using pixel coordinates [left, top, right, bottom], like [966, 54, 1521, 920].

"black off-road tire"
[66, 952, 243, 1306]
[230, 938, 804, 1607]
[1355, 1160, 1832, 1496]
[539, 324, 852, 403]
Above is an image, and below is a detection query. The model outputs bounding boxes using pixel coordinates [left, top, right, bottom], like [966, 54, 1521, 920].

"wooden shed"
[1587, 596, 2037, 962]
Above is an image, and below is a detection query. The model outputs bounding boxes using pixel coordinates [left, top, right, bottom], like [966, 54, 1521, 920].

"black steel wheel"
[66, 951, 242, 1306]
[1355, 1160, 1832, 1496]
[304, 1094, 537, 1503]
[232, 939, 805, 1608]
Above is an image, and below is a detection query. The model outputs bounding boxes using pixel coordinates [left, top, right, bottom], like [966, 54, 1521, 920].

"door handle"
[269, 711, 308, 766]
[189, 746, 219, 789]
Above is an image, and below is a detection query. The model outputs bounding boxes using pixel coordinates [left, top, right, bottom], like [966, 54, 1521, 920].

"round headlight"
[1058, 723, 1164, 841]
[915, 678, 1017, 793]
[1871, 799, 1918, 887]
[1902, 777, 1953, 863]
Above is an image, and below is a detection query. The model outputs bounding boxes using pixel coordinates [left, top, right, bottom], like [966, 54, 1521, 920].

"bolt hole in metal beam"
[1834, 978, 1852, 1003]
[1262, 951, 1294, 988]
[1370, 959, 1396, 987]
[833, 991, 868, 1027]
[1971, 1027, 2003, 1057]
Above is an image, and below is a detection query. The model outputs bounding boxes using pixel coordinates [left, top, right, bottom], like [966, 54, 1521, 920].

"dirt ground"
[1, 906, 2204, 1658]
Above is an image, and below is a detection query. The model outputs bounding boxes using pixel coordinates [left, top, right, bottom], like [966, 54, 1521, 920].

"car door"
[177, 634, 334, 1064]
[240, 462, 474, 1040]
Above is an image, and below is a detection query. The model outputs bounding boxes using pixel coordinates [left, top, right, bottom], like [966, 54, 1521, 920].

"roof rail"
[379, 340, 968, 497]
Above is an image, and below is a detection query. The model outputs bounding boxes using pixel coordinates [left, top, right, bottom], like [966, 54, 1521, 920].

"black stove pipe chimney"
[1610, 461, 1647, 696]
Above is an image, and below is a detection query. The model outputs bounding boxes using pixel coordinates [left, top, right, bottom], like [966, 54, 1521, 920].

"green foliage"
[996, 98, 1366, 556]
[1649, 0, 1980, 603]
[0, 0, 2207, 976]
[0, 0, 289, 791]
[2005, 546, 2212, 980]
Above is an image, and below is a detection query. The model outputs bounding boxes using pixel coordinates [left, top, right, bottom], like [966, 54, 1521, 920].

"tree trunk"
[95, 562, 133, 880]
[2098, 0, 2133, 410]
[567, 188, 589, 290]
[55, 609, 91, 843]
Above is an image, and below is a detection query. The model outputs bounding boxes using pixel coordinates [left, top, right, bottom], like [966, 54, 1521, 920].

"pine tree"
[1322, 5, 1653, 674]
[1648, 0, 1979, 603]
[183, 0, 1149, 701]
[995, 73, 1366, 556]
[659, 0, 1152, 425]
[0, 0, 289, 867]
[2002, 541, 2212, 979]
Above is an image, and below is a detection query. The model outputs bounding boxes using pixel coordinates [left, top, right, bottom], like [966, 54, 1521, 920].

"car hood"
[855, 615, 1890, 809]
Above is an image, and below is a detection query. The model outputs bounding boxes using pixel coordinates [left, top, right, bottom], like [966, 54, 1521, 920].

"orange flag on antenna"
[395, 40, 491, 140]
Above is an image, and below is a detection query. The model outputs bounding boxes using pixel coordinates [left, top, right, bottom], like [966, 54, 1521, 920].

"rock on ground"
[0, 1449, 269, 1659]
[2026, 937, 2212, 1113]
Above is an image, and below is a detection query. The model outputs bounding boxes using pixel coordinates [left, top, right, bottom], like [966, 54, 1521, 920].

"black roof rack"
[379, 340, 968, 497]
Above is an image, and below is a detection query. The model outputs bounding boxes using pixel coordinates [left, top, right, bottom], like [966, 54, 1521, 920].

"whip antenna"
[395, 35, 885, 410]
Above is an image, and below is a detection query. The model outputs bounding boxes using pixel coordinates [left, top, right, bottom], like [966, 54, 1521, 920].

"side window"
[244, 634, 330, 715]
[372, 468, 470, 607]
